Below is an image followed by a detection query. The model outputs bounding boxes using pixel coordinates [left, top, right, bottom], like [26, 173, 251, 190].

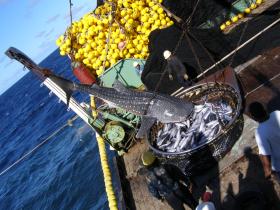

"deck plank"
[121, 140, 173, 210]
[237, 46, 280, 113]
[116, 47, 280, 210]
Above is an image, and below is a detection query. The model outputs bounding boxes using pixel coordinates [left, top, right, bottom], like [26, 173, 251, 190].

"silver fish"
[157, 133, 170, 146]
[163, 123, 172, 133]
[159, 141, 172, 149]
[155, 99, 234, 152]
[179, 134, 192, 150]
[157, 129, 163, 137]
[169, 127, 178, 137]
[173, 130, 182, 149]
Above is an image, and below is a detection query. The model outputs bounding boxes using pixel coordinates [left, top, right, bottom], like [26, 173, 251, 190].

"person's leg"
[175, 185, 198, 209]
[275, 171, 280, 184]
[165, 192, 185, 210]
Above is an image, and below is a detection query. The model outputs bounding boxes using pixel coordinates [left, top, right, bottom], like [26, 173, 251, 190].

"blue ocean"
[0, 49, 120, 210]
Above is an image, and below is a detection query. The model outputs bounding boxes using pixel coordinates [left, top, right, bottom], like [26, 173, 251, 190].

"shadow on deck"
[114, 47, 280, 210]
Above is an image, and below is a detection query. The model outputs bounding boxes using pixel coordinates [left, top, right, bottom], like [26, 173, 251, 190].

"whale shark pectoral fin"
[136, 116, 156, 139]
[112, 80, 130, 92]
[49, 75, 74, 106]
[64, 89, 73, 107]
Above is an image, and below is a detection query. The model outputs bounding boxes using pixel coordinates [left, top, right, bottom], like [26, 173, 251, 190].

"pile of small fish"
[155, 100, 233, 153]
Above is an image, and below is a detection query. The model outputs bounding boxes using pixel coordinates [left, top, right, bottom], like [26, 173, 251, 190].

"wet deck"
[115, 48, 280, 209]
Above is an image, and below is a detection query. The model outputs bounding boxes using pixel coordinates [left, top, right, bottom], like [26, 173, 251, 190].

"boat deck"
[116, 118, 280, 210]
[114, 46, 280, 210]
[224, 0, 279, 33]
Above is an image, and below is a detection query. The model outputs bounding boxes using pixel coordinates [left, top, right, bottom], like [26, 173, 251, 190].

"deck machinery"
[89, 59, 145, 155]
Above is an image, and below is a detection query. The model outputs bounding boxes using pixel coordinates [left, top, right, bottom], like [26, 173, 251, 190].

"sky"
[0, 0, 97, 95]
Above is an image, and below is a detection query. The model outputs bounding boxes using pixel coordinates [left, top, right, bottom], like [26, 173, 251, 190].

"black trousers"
[175, 185, 198, 210]
[165, 192, 185, 210]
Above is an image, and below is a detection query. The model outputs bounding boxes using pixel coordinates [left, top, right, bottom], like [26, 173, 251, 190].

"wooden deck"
[237, 47, 280, 113]
[191, 116, 280, 210]
[116, 140, 174, 210]
[117, 118, 280, 210]
[114, 45, 280, 209]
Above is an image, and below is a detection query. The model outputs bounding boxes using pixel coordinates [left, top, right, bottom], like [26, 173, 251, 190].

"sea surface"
[0, 49, 120, 210]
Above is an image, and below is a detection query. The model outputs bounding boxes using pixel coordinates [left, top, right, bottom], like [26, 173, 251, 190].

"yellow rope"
[90, 96, 118, 210]
[90, 95, 98, 119]
[96, 135, 118, 210]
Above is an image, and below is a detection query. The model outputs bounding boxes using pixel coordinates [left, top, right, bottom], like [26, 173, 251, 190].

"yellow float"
[56, 0, 173, 77]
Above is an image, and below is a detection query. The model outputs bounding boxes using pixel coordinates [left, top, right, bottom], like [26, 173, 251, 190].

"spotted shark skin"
[5, 47, 194, 139]
[49, 75, 194, 138]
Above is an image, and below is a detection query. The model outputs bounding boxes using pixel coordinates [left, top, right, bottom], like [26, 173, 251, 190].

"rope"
[46, 77, 118, 210]
[151, 0, 201, 93]
[196, 16, 280, 79]
[245, 72, 280, 97]
[184, 30, 210, 88]
[68, 0, 74, 62]
[136, 0, 202, 122]
[96, 136, 118, 210]
[228, 21, 249, 67]
[185, 32, 203, 74]
[101, 1, 116, 74]
[187, 30, 224, 72]
[68, 0, 73, 26]
[0, 115, 79, 177]
[90, 96, 118, 210]
[90, 96, 98, 118]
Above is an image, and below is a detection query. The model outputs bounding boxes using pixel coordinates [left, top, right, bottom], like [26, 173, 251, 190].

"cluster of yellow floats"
[56, 0, 265, 76]
[220, 0, 263, 30]
[56, 0, 173, 76]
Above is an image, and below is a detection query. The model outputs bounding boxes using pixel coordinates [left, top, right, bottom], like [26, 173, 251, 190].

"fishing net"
[162, 0, 235, 27]
[142, 0, 280, 94]
[148, 82, 244, 176]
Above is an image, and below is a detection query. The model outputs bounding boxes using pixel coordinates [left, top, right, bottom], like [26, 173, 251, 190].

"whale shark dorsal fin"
[112, 80, 129, 92]
[136, 116, 156, 139]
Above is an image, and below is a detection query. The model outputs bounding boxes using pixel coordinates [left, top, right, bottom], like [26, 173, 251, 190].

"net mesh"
[148, 83, 243, 175]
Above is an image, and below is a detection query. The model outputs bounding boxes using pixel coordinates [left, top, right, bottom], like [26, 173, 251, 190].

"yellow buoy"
[231, 16, 239, 23]
[250, 3, 257, 10]
[56, 0, 175, 76]
[238, 13, 244, 19]
[245, 8, 251, 14]
[256, 0, 263, 5]
[220, 24, 226, 31]
[225, 20, 231, 26]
